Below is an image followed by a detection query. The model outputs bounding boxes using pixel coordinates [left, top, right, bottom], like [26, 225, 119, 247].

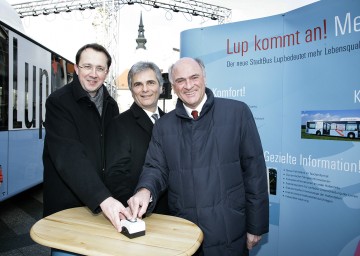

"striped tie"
[152, 113, 159, 122]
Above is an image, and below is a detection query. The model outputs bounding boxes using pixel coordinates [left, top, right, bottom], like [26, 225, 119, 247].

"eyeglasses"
[78, 64, 108, 74]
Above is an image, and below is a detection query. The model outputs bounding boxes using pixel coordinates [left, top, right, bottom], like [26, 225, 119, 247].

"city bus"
[305, 119, 360, 139]
[0, 4, 74, 201]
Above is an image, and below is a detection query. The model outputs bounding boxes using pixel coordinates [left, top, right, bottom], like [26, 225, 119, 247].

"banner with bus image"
[180, 0, 360, 255]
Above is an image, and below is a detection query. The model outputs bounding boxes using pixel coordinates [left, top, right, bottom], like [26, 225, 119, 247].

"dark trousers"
[192, 247, 249, 256]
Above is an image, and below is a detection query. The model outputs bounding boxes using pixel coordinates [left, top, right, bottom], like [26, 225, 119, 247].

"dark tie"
[152, 113, 159, 122]
[191, 110, 199, 120]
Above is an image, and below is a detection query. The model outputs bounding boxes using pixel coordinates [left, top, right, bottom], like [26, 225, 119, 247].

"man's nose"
[89, 67, 97, 76]
[142, 84, 149, 91]
[184, 79, 193, 89]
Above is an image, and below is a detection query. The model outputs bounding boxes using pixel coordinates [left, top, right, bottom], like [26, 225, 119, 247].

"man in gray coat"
[128, 57, 269, 256]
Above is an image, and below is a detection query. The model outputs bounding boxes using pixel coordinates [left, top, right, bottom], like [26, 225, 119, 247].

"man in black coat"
[43, 43, 132, 246]
[105, 61, 169, 214]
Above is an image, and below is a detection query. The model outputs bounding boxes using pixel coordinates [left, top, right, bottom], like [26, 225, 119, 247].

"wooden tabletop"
[30, 207, 203, 256]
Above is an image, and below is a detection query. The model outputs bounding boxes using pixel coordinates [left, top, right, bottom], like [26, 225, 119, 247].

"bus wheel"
[316, 131, 321, 136]
[348, 133, 355, 139]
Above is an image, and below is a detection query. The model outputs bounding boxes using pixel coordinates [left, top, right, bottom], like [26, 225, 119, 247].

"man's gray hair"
[127, 61, 164, 90]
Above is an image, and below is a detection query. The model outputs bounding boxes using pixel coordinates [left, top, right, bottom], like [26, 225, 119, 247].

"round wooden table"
[30, 207, 203, 256]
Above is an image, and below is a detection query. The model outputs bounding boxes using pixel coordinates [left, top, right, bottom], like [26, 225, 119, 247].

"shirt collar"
[144, 108, 160, 124]
[183, 93, 207, 118]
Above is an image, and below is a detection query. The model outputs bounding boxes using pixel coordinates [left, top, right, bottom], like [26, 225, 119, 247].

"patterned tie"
[191, 110, 199, 120]
[152, 113, 159, 122]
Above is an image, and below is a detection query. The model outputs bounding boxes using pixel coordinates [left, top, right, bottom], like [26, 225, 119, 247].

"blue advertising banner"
[180, 0, 360, 255]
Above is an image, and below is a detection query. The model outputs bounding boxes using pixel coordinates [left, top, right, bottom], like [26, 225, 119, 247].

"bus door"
[323, 122, 331, 135]
[0, 132, 8, 199]
[0, 24, 8, 199]
[0, 66, 8, 198]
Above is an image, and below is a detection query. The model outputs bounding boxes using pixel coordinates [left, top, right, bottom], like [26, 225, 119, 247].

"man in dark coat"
[43, 43, 132, 247]
[128, 57, 269, 256]
[105, 61, 169, 214]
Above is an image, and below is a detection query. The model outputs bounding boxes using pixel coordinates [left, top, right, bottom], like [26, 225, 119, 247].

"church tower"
[136, 12, 147, 50]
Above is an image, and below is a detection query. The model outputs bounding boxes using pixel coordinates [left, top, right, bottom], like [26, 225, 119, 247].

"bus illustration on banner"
[305, 119, 360, 139]
[301, 109, 360, 141]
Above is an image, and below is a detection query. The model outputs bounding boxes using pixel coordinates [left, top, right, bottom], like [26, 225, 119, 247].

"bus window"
[307, 122, 316, 129]
[346, 123, 357, 131]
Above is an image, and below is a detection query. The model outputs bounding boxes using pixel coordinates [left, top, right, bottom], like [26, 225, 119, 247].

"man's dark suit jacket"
[105, 102, 169, 214]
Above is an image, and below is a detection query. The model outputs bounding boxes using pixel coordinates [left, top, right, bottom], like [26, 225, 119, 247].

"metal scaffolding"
[12, 0, 232, 24]
[11, 0, 231, 97]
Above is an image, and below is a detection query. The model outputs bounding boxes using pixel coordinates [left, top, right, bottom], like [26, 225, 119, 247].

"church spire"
[136, 12, 147, 50]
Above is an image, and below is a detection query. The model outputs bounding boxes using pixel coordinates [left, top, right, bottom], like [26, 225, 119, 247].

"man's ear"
[74, 64, 79, 75]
